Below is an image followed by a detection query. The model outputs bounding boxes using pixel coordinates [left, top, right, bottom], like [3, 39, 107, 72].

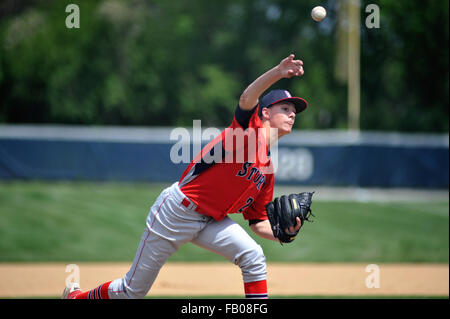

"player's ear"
[261, 107, 271, 121]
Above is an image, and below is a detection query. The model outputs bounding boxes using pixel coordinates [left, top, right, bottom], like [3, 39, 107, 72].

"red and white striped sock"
[244, 279, 268, 299]
[74, 281, 111, 299]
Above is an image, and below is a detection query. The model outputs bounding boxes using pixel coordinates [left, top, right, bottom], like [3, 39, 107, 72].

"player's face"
[265, 102, 296, 137]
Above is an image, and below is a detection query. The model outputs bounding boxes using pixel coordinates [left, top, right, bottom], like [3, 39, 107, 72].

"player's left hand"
[266, 192, 315, 244]
[286, 217, 301, 234]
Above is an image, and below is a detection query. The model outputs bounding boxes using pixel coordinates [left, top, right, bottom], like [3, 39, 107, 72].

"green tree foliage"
[361, 0, 449, 132]
[0, 0, 448, 131]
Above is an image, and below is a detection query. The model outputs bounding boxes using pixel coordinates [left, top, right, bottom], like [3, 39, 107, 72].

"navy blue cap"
[260, 89, 308, 114]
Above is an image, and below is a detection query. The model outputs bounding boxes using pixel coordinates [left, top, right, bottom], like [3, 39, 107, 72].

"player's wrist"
[273, 64, 285, 79]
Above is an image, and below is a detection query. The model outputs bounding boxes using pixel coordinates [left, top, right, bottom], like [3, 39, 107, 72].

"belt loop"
[181, 197, 197, 210]
[181, 198, 191, 209]
[181, 197, 198, 212]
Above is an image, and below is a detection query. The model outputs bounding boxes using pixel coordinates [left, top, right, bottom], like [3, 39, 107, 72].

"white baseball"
[311, 6, 327, 22]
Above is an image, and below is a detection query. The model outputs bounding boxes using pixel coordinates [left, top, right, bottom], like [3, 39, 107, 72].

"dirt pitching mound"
[0, 262, 448, 297]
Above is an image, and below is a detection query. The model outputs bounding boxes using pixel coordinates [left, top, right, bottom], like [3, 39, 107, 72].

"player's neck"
[261, 121, 284, 150]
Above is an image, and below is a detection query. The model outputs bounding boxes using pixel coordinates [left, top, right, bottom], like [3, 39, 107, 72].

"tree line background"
[0, 0, 448, 132]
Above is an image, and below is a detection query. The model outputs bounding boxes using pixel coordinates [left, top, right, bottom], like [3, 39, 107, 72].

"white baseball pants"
[107, 182, 267, 299]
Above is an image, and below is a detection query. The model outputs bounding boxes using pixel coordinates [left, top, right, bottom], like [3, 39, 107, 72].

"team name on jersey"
[236, 161, 266, 190]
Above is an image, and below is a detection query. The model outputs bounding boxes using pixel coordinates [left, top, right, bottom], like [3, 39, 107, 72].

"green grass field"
[0, 181, 448, 263]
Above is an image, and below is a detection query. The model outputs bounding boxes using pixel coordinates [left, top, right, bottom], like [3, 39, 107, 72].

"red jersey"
[179, 104, 274, 221]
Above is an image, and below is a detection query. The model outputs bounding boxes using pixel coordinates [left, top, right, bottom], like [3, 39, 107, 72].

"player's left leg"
[191, 217, 268, 299]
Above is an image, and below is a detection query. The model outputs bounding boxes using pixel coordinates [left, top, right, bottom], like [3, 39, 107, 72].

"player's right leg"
[62, 228, 176, 299]
[107, 228, 178, 299]
[63, 185, 178, 299]
[63, 182, 209, 299]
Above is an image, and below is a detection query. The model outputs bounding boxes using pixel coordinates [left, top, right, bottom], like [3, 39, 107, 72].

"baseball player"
[63, 53, 310, 299]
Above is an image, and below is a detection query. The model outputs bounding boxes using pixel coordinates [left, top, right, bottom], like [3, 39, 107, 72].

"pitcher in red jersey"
[63, 54, 309, 300]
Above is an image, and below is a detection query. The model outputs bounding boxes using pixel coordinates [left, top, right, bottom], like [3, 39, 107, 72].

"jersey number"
[237, 197, 254, 213]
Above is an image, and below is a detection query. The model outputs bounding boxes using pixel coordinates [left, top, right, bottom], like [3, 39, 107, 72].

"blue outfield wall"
[0, 125, 448, 188]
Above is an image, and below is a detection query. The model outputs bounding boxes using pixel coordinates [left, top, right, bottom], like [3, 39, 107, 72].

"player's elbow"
[239, 90, 258, 111]
[249, 219, 265, 233]
[249, 223, 259, 234]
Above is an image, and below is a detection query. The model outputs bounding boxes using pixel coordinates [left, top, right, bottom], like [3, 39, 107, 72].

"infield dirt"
[0, 262, 448, 297]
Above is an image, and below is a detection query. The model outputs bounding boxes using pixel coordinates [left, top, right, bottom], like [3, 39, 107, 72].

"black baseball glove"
[265, 192, 315, 244]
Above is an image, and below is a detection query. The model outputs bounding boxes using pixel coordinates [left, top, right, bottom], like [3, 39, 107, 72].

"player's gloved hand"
[265, 192, 315, 244]
[286, 217, 302, 235]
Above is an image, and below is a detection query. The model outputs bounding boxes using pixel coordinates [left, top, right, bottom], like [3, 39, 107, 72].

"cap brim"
[268, 97, 308, 114]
